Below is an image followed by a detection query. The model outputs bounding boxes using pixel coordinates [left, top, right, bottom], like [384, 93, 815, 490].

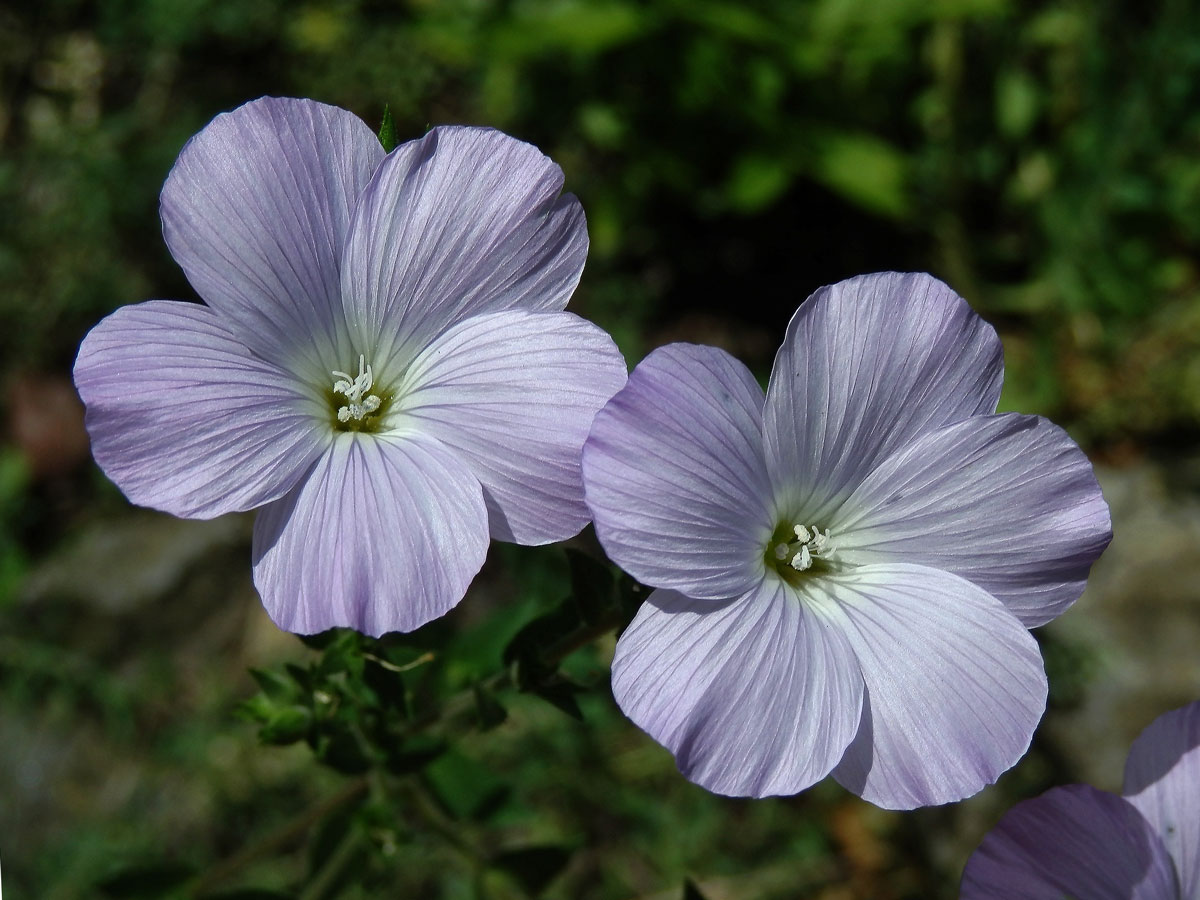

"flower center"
[330, 354, 385, 430]
[766, 521, 838, 582]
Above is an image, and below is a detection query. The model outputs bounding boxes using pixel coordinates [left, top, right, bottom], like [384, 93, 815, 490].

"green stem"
[298, 825, 364, 900]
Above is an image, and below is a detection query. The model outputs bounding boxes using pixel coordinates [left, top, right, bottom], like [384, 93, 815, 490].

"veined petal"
[763, 273, 1003, 517]
[395, 310, 626, 544]
[251, 432, 488, 637]
[583, 343, 774, 601]
[611, 581, 864, 797]
[340, 126, 587, 370]
[1124, 702, 1200, 899]
[74, 300, 329, 519]
[961, 785, 1181, 900]
[833, 414, 1112, 627]
[161, 97, 383, 374]
[815, 564, 1046, 809]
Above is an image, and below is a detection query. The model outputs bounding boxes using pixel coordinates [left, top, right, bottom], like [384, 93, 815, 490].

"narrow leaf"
[378, 104, 397, 153]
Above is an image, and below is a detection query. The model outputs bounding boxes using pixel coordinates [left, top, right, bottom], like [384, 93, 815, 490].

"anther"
[332, 354, 383, 423]
[774, 521, 837, 574]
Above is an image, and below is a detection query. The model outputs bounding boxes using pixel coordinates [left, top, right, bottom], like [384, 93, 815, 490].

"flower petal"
[583, 343, 775, 600]
[833, 413, 1112, 627]
[395, 310, 626, 544]
[251, 432, 488, 636]
[1124, 701, 1200, 899]
[815, 563, 1047, 809]
[961, 784, 1181, 900]
[161, 97, 383, 373]
[611, 580, 864, 797]
[763, 272, 1004, 517]
[340, 126, 587, 370]
[74, 300, 328, 518]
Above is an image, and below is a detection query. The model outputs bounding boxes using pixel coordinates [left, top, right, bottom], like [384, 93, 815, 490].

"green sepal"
[378, 104, 397, 152]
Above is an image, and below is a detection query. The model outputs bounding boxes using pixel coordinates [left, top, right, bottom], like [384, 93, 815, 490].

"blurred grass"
[1, 0, 1199, 896]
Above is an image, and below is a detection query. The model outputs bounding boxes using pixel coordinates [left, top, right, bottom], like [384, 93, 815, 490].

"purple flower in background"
[582, 272, 1111, 808]
[74, 97, 626, 636]
[962, 701, 1200, 899]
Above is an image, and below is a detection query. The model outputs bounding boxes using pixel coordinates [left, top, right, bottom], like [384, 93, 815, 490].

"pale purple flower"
[582, 272, 1112, 808]
[74, 97, 626, 636]
[962, 701, 1200, 899]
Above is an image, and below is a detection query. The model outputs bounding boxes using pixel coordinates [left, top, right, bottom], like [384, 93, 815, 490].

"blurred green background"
[2, 0, 1200, 897]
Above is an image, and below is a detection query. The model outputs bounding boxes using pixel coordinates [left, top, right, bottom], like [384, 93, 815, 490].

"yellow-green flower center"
[765, 521, 838, 585]
[327, 354, 391, 433]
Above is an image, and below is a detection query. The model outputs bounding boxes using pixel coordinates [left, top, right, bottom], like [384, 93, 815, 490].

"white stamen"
[790, 544, 812, 571]
[332, 354, 383, 423]
[776, 521, 837, 573]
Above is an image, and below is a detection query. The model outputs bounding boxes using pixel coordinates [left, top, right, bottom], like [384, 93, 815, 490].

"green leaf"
[286, 663, 313, 692]
[96, 862, 195, 898]
[502, 602, 580, 670]
[198, 892, 296, 900]
[315, 728, 373, 774]
[378, 104, 397, 153]
[530, 675, 584, 721]
[249, 667, 296, 702]
[423, 748, 509, 820]
[473, 682, 508, 730]
[491, 845, 572, 896]
[259, 705, 313, 745]
[809, 132, 909, 219]
[725, 153, 791, 213]
[995, 68, 1039, 139]
[565, 548, 614, 624]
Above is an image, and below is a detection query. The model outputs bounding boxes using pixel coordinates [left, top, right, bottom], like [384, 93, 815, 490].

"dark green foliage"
[490, 845, 573, 896]
[96, 862, 195, 897]
[472, 681, 508, 730]
[565, 547, 616, 625]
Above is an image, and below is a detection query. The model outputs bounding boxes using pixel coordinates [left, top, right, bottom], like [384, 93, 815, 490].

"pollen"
[332, 354, 383, 423]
